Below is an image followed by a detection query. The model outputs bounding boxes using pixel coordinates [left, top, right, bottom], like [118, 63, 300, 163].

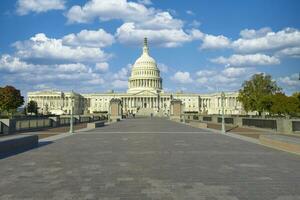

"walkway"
[0, 118, 299, 200]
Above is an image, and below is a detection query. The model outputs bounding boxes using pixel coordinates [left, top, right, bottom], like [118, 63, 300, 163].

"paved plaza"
[0, 118, 300, 200]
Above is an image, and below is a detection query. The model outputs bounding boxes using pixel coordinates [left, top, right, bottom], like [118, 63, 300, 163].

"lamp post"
[221, 91, 225, 134]
[69, 91, 75, 134]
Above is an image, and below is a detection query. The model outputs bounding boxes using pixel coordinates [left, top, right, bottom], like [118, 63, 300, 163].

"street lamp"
[69, 91, 75, 133]
[221, 91, 225, 134]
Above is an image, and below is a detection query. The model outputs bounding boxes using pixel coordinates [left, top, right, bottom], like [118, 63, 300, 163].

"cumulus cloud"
[0, 53, 109, 94]
[116, 22, 192, 47]
[172, 71, 193, 84]
[275, 47, 300, 58]
[95, 62, 109, 72]
[278, 73, 300, 88]
[196, 67, 257, 91]
[0, 54, 33, 72]
[112, 80, 128, 89]
[232, 28, 300, 53]
[16, 0, 65, 15]
[13, 33, 110, 64]
[62, 29, 114, 48]
[211, 54, 280, 66]
[239, 27, 272, 39]
[65, 0, 201, 48]
[113, 66, 131, 80]
[66, 0, 153, 24]
[55, 63, 89, 73]
[186, 10, 195, 16]
[157, 63, 169, 73]
[200, 34, 231, 50]
[137, 0, 152, 5]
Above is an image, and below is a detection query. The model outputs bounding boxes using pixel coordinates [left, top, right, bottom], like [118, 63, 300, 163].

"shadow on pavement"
[0, 141, 53, 160]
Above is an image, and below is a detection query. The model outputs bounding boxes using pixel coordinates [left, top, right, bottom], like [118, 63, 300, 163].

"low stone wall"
[87, 121, 105, 129]
[183, 114, 300, 134]
[0, 114, 108, 135]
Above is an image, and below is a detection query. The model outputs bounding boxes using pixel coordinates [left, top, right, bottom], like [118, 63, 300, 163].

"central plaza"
[1, 118, 300, 200]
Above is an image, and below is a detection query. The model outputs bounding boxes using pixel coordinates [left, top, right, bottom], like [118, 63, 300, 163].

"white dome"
[127, 38, 163, 94]
[134, 49, 157, 67]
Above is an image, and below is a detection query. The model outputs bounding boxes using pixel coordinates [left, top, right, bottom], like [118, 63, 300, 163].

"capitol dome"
[127, 38, 162, 94]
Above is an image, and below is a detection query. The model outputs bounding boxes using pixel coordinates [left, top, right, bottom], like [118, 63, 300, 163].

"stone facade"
[28, 38, 244, 116]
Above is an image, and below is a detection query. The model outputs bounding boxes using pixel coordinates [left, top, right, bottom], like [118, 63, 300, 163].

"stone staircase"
[136, 108, 155, 116]
[136, 108, 167, 117]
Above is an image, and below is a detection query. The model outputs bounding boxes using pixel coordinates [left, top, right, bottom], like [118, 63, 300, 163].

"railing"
[217, 117, 234, 124]
[292, 121, 300, 132]
[242, 118, 277, 130]
[0, 114, 107, 135]
[203, 116, 212, 121]
[15, 118, 51, 131]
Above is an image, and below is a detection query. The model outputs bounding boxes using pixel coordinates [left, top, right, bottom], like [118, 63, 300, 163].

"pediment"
[130, 90, 158, 96]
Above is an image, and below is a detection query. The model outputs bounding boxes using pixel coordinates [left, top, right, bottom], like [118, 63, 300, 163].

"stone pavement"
[0, 118, 300, 200]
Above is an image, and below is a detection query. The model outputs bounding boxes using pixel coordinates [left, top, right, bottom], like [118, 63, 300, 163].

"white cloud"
[222, 67, 249, 78]
[112, 80, 128, 89]
[0, 53, 109, 93]
[239, 27, 272, 39]
[157, 63, 169, 73]
[275, 47, 300, 58]
[13, 33, 110, 63]
[137, 0, 152, 5]
[0, 54, 33, 72]
[186, 10, 195, 16]
[62, 29, 114, 48]
[55, 63, 89, 73]
[66, 0, 153, 24]
[66, 0, 198, 48]
[16, 0, 65, 15]
[113, 65, 132, 80]
[172, 71, 193, 84]
[196, 67, 257, 91]
[232, 28, 300, 53]
[189, 20, 201, 28]
[196, 70, 216, 77]
[116, 22, 192, 47]
[211, 54, 280, 66]
[66, 0, 182, 29]
[200, 34, 231, 50]
[278, 73, 300, 88]
[136, 12, 183, 30]
[95, 62, 109, 72]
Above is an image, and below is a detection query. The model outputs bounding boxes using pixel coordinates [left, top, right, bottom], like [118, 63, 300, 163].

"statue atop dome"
[143, 37, 149, 55]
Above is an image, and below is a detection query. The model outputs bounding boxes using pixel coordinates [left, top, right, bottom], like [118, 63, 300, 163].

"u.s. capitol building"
[28, 38, 244, 116]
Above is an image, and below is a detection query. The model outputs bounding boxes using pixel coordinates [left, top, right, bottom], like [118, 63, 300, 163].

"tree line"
[238, 73, 300, 117]
[0, 85, 38, 117]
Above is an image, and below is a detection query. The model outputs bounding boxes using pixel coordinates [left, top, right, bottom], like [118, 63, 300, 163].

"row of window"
[133, 70, 159, 76]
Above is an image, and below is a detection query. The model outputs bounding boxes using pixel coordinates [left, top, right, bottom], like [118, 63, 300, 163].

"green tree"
[269, 93, 286, 115]
[27, 100, 38, 115]
[0, 86, 24, 117]
[238, 73, 281, 115]
[267, 93, 300, 117]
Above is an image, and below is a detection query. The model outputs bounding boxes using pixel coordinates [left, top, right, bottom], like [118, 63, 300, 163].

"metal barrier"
[60, 117, 70, 125]
[242, 118, 277, 130]
[292, 121, 300, 132]
[15, 118, 51, 131]
[217, 117, 234, 124]
[203, 116, 212, 121]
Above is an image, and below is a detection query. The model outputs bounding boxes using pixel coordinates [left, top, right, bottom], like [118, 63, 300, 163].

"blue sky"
[0, 0, 299, 96]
